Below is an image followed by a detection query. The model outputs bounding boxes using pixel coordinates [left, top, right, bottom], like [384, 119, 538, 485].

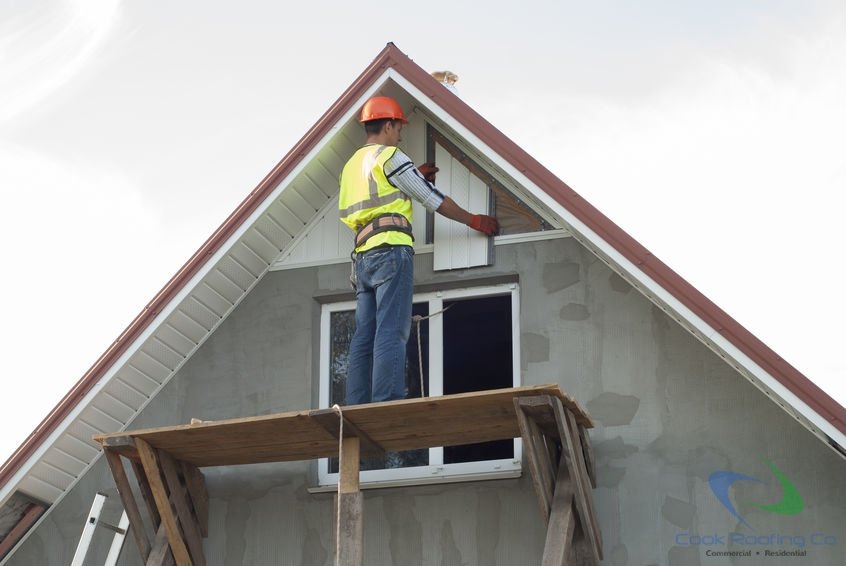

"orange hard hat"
[359, 96, 408, 123]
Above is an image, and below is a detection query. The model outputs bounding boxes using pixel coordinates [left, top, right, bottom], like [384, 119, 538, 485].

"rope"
[410, 304, 452, 398]
[332, 403, 343, 566]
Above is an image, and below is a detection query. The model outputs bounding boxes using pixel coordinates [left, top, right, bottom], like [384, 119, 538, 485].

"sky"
[0, 0, 844, 466]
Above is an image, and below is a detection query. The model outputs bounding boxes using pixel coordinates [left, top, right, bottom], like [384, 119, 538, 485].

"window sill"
[309, 459, 522, 493]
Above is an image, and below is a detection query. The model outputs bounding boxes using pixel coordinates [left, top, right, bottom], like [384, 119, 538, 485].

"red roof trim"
[2, 43, 843, 492]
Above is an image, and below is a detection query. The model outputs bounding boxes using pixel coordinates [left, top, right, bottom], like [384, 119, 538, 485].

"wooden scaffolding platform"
[93, 384, 602, 566]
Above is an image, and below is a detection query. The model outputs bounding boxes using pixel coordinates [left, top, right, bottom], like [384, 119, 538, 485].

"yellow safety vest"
[339, 144, 413, 253]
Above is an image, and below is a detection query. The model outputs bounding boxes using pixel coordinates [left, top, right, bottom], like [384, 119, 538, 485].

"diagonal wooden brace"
[514, 395, 602, 565]
[135, 438, 199, 566]
[103, 446, 152, 562]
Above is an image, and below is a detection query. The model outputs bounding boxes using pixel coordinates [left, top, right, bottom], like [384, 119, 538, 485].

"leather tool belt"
[354, 213, 414, 249]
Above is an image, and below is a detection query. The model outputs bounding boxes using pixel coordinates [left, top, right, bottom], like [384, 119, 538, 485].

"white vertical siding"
[433, 143, 491, 271]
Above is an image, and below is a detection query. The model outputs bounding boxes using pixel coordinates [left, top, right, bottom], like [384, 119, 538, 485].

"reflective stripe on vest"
[339, 145, 414, 252]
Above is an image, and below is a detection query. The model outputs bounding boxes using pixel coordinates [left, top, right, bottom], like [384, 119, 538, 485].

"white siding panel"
[128, 351, 169, 384]
[284, 186, 319, 221]
[266, 203, 304, 238]
[241, 229, 281, 264]
[180, 296, 223, 331]
[118, 365, 162, 395]
[411, 201, 426, 243]
[105, 378, 150, 409]
[282, 236, 309, 266]
[156, 323, 198, 357]
[31, 460, 75, 486]
[66, 420, 105, 451]
[302, 166, 337, 200]
[141, 339, 184, 372]
[78, 406, 121, 435]
[433, 144, 491, 270]
[218, 255, 258, 292]
[305, 219, 325, 259]
[53, 435, 99, 466]
[193, 282, 234, 318]
[272, 205, 353, 269]
[230, 241, 269, 278]
[204, 270, 244, 305]
[42, 447, 87, 477]
[322, 212, 343, 258]
[92, 391, 135, 422]
[18, 475, 64, 503]
[467, 174, 491, 266]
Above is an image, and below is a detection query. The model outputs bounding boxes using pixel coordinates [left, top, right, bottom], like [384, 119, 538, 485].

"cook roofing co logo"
[708, 460, 803, 528]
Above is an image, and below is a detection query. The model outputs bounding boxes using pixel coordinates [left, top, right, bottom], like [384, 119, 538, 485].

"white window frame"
[316, 283, 522, 489]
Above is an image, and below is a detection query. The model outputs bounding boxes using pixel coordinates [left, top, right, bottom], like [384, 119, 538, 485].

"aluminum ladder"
[71, 493, 129, 566]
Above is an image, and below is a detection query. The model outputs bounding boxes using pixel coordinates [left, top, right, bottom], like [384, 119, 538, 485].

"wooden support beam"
[578, 426, 597, 488]
[104, 448, 151, 561]
[311, 409, 385, 457]
[551, 400, 602, 564]
[158, 450, 206, 566]
[541, 452, 576, 566]
[132, 459, 161, 529]
[180, 462, 209, 538]
[136, 438, 194, 566]
[100, 435, 141, 461]
[514, 397, 555, 523]
[515, 395, 558, 435]
[335, 436, 362, 566]
[564, 409, 602, 556]
[0, 503, 44, 558]
[147, 523, 175, 566]
[569, 521, 595, 566]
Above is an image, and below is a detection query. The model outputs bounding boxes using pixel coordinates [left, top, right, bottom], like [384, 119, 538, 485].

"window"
[317, 283, 521, 488]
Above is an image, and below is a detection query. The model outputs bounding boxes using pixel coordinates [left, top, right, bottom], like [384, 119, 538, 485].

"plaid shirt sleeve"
[383, 149, 445, 212]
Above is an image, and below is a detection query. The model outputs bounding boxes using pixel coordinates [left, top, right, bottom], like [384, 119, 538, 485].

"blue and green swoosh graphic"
[708, 460, 803, 528]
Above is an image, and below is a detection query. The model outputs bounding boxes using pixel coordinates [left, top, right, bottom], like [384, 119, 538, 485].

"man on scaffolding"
[339, 95, 498, 406]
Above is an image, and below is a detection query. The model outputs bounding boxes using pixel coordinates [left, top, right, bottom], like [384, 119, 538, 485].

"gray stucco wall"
[8, 237, 846, 565]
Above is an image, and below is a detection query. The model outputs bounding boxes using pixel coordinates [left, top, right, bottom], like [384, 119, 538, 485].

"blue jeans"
[346, 245, 414, 405]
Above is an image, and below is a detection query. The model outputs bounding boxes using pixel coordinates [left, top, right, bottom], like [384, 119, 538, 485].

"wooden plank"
[311, 409, 385, 457]
[514, 398, 554, 522]
[336, 436, 362, 566]
[92, 386, 592, 468]
[158, 450, 206, 566]
[339, 436, 360, 494]
[569, 521, 594, 566]
[132, 459, 161, 528]
[101, 435, 141, 461]
[551, 401, 601, 565]
[104, 448, 151, 561]
[147, 523, 175, 566]
[513, 395, 558, 435]
[516, 395, 562, 479]
[180, 462, 209, 538]
[0, 503, 44, 557]
[578, 425, 597, 489]
[136, 438, 193, 566]
[541, 453, 576, 566]
[336, 493, 363, 566]
[564, 409, 602, 558]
